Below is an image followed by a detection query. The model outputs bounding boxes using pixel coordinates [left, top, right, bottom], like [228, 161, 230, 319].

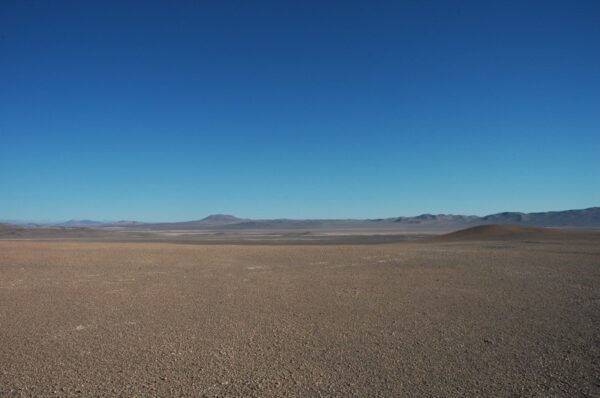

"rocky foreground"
[0, 234, 599, 396]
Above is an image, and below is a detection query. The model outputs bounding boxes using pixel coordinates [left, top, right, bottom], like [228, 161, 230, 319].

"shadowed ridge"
[435, 224, 596, 241]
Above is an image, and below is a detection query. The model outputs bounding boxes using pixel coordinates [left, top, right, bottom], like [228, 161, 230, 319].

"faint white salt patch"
[247, 266, 266, 270]
[335, 263, 360, 268]
[309, 261, 329, 265]
[75, 325, 89, 331]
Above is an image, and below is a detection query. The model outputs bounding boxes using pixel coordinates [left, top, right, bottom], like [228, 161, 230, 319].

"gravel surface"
[1, 239, 599, 397]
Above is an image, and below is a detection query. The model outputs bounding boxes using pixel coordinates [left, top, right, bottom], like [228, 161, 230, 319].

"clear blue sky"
[1, 1, 599, 222]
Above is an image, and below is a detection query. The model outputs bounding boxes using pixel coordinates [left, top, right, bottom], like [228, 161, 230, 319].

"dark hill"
[435, 224, 599, 241]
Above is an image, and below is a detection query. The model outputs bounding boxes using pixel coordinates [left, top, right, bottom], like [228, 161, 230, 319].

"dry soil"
[0, 236, 599, 397]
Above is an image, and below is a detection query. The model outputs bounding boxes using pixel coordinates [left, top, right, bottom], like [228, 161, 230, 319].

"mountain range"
[4, 207, 599, 231]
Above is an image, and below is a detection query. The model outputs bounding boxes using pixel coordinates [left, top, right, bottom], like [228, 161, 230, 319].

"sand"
[0, 234, 599, 396]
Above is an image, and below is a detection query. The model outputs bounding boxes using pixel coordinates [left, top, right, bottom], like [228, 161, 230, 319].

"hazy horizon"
[2, 205, 599, 225]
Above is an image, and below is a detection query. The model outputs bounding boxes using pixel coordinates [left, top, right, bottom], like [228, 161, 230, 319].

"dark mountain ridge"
[116, 207, 600, 230]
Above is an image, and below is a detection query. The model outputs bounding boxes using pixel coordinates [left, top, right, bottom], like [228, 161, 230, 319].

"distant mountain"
[481, 207, 600, 227]
[394, 214, 479, 224]
[7, 207, 599, 231]
[126, 207, 600, 231]
[392, 208, 600, 229]
[199, 214, 244, 225]
[137, 214, 247, 230]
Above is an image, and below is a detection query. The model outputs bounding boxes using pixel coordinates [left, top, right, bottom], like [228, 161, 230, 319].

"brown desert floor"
[0, 238, 599, 397]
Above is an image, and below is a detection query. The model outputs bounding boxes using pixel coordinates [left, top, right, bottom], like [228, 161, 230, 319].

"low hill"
[200, 214, 242, 224]
[139, 214, 247, 229]
[435, 224, 599, 242]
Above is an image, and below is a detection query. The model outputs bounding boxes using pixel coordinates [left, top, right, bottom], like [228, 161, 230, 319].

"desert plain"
[0, 226, 599, 397]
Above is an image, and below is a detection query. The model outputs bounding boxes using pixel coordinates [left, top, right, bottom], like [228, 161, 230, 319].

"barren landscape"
[1, 226, 599, 397]
[4, 0, 599, 395]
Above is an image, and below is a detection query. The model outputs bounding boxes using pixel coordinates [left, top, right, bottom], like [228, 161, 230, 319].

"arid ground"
[1, 228, 599, 397]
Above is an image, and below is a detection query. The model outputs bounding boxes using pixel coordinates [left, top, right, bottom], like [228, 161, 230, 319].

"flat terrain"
[1, 231, 599, 396]
[0, 224, 432, 244]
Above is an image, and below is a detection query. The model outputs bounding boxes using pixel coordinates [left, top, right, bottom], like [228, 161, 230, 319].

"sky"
[1, 0, 599, 222]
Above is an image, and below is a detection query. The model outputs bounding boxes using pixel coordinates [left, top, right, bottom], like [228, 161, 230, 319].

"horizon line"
[2, 205, 598, 225]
